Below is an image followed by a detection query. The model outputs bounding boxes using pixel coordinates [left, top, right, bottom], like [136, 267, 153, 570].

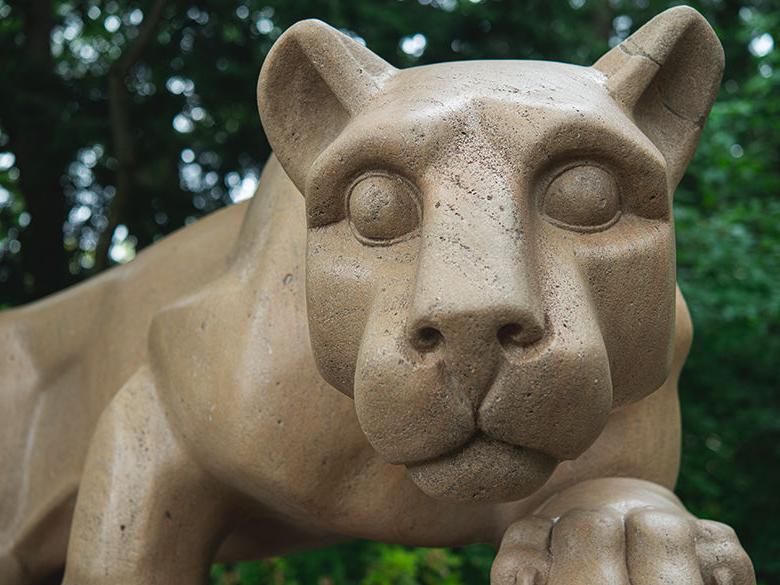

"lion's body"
[0, 157, 688, 582]
[0, 194, 246, 575]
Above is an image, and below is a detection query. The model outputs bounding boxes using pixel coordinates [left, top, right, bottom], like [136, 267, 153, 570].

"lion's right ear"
[593, 7, 724, 188]
[257, 20, 396, 193]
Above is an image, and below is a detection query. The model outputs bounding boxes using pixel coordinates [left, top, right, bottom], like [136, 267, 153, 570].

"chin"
[405, 435, 558, 503]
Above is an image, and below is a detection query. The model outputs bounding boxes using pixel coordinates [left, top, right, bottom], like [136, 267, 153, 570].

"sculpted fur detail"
[0, 6, 754, 585]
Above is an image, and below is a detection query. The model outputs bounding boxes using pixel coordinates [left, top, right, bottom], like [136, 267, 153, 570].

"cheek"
[305, 223, 419, 395]
[573, 218, 676, 406]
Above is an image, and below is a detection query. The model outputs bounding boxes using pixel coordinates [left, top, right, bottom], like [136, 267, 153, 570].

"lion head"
[257, 7, 722, 503]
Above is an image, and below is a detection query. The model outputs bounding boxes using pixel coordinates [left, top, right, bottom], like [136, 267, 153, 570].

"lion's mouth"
[404, 433, 558, 503]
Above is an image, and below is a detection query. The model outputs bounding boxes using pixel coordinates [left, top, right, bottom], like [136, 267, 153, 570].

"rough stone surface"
[0, 6, 755, 584]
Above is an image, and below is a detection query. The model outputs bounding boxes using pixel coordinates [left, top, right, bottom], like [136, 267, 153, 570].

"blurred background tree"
[0, 0, 777, 582]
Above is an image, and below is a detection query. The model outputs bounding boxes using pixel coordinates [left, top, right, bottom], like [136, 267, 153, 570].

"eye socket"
[347, 173, 420, 245]
[541, 164, 621, 232]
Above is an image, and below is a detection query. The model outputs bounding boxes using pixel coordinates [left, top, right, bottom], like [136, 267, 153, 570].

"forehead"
[374, 60, 614, 115]
[316, 59, 661, 171]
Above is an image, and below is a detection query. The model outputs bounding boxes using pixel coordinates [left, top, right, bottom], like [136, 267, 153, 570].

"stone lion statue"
[0, 6, 755, 585]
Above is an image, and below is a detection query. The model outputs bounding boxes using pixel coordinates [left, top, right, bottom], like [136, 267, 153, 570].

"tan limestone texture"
[0, 6, 756, 585]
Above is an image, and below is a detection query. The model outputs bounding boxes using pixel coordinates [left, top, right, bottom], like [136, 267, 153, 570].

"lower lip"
[405, 435, 558, 503]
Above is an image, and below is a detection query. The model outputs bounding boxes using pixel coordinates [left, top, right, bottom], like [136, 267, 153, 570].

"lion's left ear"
[594, 6, 723, 187]
[258, 20, 396, 193]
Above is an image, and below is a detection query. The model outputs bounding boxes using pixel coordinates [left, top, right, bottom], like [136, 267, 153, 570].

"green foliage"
[1, 0, 778, 582]
[210, 543, 495, 585]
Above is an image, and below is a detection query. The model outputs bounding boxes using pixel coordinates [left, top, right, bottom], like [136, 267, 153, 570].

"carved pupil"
[543, 165, 620, 230]
[348, 174, 419, 243]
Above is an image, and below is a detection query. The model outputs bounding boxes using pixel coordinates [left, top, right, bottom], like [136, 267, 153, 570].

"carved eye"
[348, 173, 420, 244]
[542, 165, 621, 231]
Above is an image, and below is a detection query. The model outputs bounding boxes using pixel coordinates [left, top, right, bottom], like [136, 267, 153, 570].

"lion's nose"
[409, 305, 545, 354]
[408, 178, 546, 360]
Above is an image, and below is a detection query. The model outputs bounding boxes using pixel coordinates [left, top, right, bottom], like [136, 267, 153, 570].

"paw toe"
[696, 520, 755, 585]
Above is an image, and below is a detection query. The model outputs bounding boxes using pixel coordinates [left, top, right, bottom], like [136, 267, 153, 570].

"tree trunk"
[6, 0, 72, 300]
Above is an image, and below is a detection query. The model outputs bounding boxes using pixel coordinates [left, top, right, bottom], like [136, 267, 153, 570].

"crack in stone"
[649, 81, 703, 128]
[619, 40, 663, 67]
[616, 41, 704, 129]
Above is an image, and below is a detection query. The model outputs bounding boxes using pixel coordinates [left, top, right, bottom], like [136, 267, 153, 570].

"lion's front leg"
[63, 368, 231, 585]
[491, 478, 754, 585]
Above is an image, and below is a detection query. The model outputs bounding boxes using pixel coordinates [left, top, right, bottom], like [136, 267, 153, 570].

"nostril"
[413, 326, 443, 352]
[498, 321, 544, 348]
[497, 323, 525, 347]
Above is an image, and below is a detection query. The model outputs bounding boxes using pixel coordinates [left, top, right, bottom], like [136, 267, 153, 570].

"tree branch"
[94, 0, 167, 272]
[112, 0, 168, 77]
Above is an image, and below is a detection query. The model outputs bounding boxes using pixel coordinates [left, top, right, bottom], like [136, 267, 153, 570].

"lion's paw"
[491, 508, 754, 585]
